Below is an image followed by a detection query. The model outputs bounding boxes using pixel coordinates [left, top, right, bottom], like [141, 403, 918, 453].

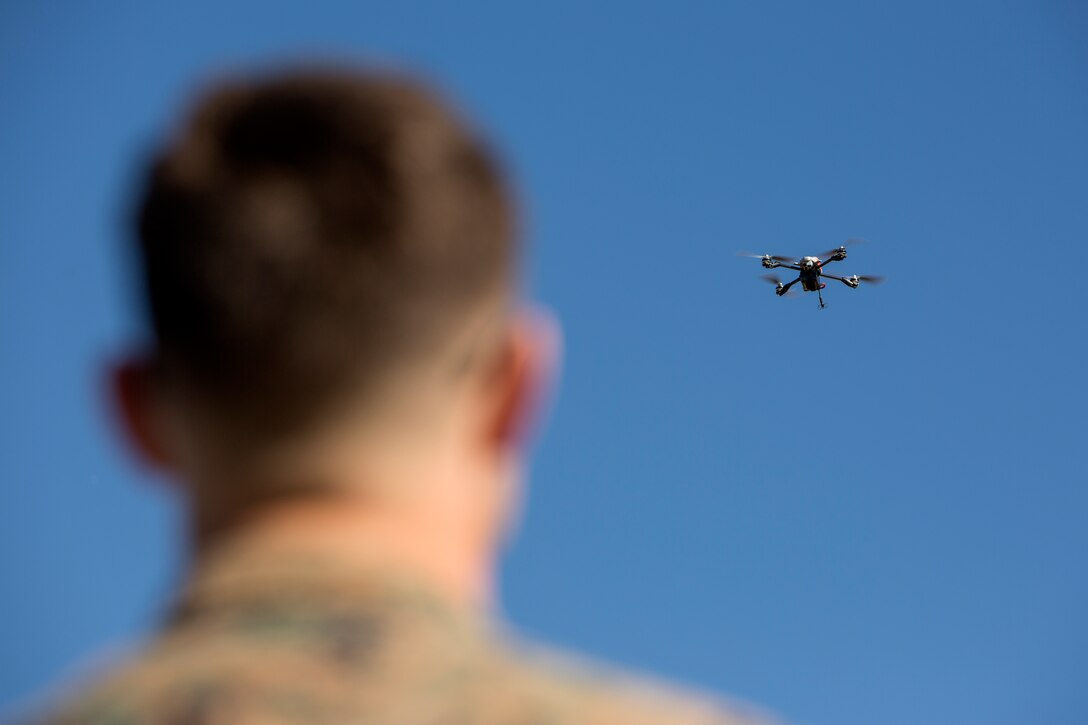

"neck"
[189, 492, 497, 611]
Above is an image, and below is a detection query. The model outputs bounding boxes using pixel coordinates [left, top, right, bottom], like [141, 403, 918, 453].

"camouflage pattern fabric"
[30, 545, 775, 725]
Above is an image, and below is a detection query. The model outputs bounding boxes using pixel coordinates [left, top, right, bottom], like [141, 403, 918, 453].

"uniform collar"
[167, 537, 494, 645]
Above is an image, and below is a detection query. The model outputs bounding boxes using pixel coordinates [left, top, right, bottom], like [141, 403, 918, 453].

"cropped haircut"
[136, 68, 517, 439]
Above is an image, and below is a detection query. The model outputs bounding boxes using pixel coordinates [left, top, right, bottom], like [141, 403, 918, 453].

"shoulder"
[24, 634, 349, 725]
[24, 623, 780, 725]
[479, 636, 779, 725]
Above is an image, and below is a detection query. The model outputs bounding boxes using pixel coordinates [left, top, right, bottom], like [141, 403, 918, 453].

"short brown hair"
[136, 67, 516, 438]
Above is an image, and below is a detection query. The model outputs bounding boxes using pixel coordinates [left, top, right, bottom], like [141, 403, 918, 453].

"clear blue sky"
[2, 2, 1086, 724]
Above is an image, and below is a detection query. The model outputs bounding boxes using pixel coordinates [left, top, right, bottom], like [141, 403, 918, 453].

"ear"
[487, 308, 561, 452]
[108, 355, 175, 470]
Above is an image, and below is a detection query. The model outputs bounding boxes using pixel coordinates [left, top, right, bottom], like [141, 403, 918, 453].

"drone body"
[742, 240, 883, 309]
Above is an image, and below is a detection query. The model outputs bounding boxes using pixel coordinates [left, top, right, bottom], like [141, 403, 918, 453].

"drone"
[740, 239, 884, 309]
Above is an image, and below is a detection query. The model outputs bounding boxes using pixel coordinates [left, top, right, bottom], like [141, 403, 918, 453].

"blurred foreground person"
[35, 67, 772, 725]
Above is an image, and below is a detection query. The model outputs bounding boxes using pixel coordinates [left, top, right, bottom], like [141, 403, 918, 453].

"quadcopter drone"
[740, 239, 884, 309]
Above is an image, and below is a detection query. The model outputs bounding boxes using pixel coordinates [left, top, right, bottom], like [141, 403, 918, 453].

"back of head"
[137, 67, 516, 447]
[38, 65, 771, 725]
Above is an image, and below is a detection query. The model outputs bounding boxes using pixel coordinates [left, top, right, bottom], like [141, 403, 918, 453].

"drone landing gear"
[817, 283, 826, 310]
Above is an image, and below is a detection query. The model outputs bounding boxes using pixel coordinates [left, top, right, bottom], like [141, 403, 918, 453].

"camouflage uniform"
[32, 544, 774, 725]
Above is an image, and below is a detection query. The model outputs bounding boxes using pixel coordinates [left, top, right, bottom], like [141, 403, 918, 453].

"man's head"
[113, 67, 556, 599]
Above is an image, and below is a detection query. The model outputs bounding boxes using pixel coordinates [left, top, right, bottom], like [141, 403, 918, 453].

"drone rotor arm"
[823, 272, 884, 289]
[760, 274, 801, 297]
[778, 275, 802, 297]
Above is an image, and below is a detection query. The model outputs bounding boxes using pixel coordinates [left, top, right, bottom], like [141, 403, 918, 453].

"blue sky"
[2, 2, 1086, 724]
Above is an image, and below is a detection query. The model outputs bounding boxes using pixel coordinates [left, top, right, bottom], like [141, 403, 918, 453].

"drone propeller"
[760, 274, 798, 297]
[854, 275, 885, 285]
[818, 237, 868, 259]
[739, 251, 796, 264]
